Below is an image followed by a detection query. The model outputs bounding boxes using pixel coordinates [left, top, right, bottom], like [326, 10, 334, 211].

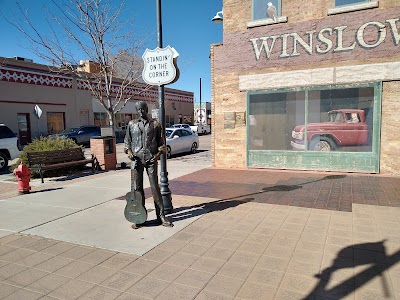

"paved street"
[1, 134, 400, 299]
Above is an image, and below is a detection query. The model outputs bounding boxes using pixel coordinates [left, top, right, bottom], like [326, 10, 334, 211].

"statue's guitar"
[124, 190, 147, 225]
[124, 167, 147, 225]
[124, 149, 165, 225]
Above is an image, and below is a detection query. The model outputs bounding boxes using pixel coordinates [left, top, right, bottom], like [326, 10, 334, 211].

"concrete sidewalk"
[0, 165, 400, 299]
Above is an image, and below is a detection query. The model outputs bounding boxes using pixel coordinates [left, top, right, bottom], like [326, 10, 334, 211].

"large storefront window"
[94, 112, 109, 127]
[115, 113, 135, 129]
[248, 91, 305, 150]
[307, 87, 373, 152]
[247, 83, 381, 173]
[166, 115, 175, 127]
[47, 112, 65, 134]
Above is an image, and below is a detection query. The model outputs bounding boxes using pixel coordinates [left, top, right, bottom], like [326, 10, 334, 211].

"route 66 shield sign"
[142, 46, 179, 86]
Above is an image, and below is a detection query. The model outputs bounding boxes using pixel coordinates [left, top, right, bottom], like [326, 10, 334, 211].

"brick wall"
[381, 81, 400, 176]
[223, 0, 400, 34]
[212, 69, 247, 168]
[213, 0, 400, 174]
[216, 6, 400, 75]
[90, 138, 117, 170]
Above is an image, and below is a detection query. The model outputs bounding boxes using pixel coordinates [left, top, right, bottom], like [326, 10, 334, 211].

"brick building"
[0, 57, 194, 145]
[211, 0, 400, 175]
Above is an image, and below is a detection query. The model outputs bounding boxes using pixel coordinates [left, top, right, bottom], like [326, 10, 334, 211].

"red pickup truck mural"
[291, 109, 369, 151]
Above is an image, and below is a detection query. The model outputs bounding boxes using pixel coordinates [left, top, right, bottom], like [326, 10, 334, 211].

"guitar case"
[124, 190, 148, 225]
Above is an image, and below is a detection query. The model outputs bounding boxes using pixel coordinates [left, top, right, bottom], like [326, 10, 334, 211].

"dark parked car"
[50, 125, 101, 145]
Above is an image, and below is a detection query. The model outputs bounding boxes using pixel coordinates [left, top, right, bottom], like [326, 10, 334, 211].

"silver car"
[165, 128, 199, 159]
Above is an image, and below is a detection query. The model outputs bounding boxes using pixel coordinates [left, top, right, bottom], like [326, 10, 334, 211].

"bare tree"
[113, 50, 144, 81]
[12, 0, 151, 131]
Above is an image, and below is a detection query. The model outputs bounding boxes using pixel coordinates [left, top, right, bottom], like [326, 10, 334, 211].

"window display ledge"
[247, 16, 288, 28]
[328, 1, 378, 15]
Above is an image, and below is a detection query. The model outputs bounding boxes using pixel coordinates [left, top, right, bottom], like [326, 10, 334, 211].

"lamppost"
[212, 10, 223, 24]
[156, 0, 173, 214]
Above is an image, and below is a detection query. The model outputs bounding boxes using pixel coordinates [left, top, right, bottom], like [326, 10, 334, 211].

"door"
[17, 113, 32, 146]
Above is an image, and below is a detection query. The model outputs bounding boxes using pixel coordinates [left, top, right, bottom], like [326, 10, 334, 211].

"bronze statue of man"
[124, 101, 173, 228]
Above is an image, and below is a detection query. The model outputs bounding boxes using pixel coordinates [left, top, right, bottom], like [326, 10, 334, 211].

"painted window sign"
[252, 0, 281, 21]
[250, 17, 400, 60]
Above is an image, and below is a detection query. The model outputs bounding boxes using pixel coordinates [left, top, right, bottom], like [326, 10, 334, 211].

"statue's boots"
[155, 200, 173, 227]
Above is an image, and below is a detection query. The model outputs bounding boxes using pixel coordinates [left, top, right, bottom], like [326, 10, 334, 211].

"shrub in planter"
[12, 136, 84, 178]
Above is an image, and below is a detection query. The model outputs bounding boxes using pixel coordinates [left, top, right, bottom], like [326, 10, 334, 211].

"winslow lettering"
[250, 17, 400, 61]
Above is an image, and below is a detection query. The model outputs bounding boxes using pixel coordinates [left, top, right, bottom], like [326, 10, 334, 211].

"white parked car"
[193, 124, 211, 135]
[171, 123, 197, 133]
[165, 128, 199, 159]
[0, 124, 21, 171]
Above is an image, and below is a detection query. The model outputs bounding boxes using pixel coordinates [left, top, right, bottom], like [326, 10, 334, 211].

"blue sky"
[0, 0, 223, 103]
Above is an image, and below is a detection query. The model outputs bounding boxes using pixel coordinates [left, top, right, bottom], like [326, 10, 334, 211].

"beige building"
[211, 0, 400, 175]
[0, 57, 194, 145]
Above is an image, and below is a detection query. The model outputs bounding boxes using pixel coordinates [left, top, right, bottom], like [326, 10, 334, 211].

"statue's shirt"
[124, 118, 163, 162]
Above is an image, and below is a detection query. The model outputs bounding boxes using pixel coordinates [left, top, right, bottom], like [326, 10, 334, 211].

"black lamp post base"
[162, 193, 173, 214]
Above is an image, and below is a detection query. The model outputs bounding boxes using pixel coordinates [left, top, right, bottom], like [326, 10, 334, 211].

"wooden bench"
[27, 148, 95, 183]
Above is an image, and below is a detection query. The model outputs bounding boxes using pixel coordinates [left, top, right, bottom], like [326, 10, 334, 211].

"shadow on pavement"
[260, 174, 346, 193]
[164, 175, 347, 223]
[304, 240, 399, 299]
[50, 169, 106, 182]
[30, 187, 64, 193]
[169, 197, 254, 222]
[0, 169, 13, 176]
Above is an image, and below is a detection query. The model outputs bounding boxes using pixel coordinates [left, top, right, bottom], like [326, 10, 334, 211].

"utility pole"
[199, 78, 202, 124]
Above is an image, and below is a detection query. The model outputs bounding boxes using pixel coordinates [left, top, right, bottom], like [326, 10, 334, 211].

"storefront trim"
[239, 61, 400, 91]
[247, 151, 379, 172]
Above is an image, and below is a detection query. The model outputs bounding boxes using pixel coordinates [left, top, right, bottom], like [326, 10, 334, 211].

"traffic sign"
[34, 105, 42, 119]
[142, 46, 179, 86]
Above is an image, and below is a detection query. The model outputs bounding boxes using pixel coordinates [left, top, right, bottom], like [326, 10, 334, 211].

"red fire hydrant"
[13, 162, 32, 194]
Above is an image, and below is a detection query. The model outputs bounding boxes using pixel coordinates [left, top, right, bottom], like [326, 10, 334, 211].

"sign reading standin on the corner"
[142, 46, 180, 86]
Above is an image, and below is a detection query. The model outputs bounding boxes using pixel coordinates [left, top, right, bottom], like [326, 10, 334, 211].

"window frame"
[328, 0, 378, 15]
[252, 0, 281, 21]
[94, 112, 109, 127]
[248, 0, 287, 28]
[335, 0, 369, 7]
[246, 82, 382, 173]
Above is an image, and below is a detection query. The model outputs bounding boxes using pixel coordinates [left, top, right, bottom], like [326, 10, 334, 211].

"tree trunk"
[106, 109, 116, 137]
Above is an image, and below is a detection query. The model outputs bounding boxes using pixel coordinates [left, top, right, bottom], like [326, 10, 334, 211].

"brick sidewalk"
[1, 168, 400, 299]
[138, 169, 400, 212]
